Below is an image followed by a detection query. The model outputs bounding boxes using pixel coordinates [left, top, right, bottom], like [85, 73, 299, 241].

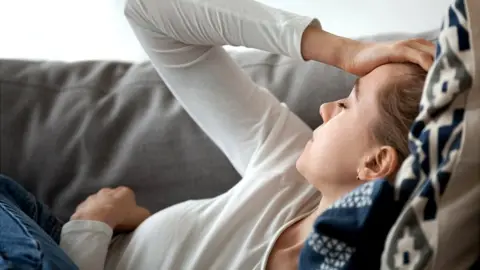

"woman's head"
[296, 63, 426, 198]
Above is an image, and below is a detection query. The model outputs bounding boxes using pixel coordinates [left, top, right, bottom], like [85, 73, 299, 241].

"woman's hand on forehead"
[301, 26, 435, 76]
[343, 38, 436, 76]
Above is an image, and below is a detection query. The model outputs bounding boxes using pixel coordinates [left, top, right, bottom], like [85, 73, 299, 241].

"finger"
[408, 44, 435, 71]
[414, 49, 434, 71]
[136, 207, 151, 221]
[401, 38, 435, 51]
[75, 203, 86, 212]
[408, 42, 436, 58]
[74, 199, 91, 212]
[115, 207, 151, 232]
[397, 38, 436, 60]
[391, 46, 434, 71]
[98, 188, 113, 196]
[414, 38, 436, 49]
[114, 186, 135, 200]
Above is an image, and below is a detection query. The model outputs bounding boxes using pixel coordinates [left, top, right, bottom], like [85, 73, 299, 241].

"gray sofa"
[0, 31, 438, 221]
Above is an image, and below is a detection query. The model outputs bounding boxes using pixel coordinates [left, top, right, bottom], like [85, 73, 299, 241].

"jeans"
[0, 174, 78, 270]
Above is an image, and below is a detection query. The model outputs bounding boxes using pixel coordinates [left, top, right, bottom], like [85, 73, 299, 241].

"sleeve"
[124, 0, 317, 176]
[59, 220, 113, 270]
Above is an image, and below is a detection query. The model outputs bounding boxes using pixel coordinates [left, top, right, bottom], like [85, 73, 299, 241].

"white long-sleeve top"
[59, 0, 322, 269]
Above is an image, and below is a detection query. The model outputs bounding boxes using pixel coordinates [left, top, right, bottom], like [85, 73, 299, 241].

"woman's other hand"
[71, 186, 151, 232]
[301, 25, 436, 76]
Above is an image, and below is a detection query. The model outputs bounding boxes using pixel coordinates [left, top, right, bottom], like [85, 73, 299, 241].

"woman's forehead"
[355, 63, 418, 96]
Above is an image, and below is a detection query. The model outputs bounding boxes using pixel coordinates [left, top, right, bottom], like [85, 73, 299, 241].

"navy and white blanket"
[299, 0, 480, 269]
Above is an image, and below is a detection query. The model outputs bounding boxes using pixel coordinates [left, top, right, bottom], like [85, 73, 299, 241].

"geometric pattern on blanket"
[382, 0, 479, 269]
[298, 1, 479, 270]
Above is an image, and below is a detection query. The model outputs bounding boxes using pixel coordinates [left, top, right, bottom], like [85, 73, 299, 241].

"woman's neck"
[294, 196, 338, 244]
[277, 196, 341, 265]
[315, 196, 338, 216]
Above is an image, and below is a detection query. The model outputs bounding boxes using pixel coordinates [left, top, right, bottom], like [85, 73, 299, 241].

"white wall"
[0, 0, 452, 62]
[259, 0, 452, 37]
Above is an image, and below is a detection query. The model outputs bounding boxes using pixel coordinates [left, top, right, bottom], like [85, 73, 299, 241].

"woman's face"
[296, 65, 397, 196]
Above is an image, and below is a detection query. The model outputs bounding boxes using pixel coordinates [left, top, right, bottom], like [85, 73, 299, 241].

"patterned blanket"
[299, 0, 480, 269]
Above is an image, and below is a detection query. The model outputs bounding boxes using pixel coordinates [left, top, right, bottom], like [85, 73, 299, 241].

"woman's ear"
[357, 146, 398, 181]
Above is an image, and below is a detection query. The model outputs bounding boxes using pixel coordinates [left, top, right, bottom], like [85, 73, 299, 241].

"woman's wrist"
[301, 25, 363, 70]
[70, 209, 118, 229]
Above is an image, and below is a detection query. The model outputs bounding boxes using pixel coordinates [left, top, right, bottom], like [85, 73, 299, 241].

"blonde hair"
[373, 64, 427, 164]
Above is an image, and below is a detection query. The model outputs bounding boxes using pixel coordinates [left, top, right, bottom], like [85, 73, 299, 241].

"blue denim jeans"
[0, 174, 78, 270]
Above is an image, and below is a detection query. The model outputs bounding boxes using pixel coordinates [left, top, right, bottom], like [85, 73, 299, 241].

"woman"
[0, 0, 435, 269]
[60, 0, 434, 268]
